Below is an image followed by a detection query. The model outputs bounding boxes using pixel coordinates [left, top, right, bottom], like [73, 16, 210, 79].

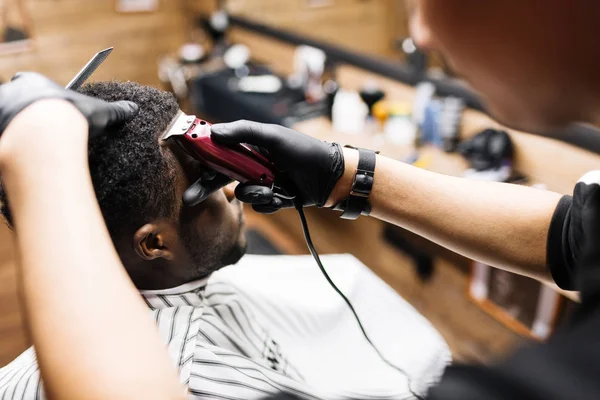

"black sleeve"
[427, 173, 600, 400]
[428, 307, 600, 400]
[546, 173, 600, 294]
[546, 195, 576, 290]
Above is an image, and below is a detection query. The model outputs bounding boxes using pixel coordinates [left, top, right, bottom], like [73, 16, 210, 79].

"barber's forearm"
[1, 101, 183, 400]
[331, 151, 561, 283]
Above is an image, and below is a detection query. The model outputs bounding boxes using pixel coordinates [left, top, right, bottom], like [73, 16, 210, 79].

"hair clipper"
[162, 112, 277, 203]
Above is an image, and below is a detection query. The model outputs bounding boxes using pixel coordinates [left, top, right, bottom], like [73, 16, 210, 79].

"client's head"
[0, 81, 246, 289]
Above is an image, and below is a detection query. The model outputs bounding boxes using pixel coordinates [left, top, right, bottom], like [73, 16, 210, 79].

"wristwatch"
[333, 145, 378, 220]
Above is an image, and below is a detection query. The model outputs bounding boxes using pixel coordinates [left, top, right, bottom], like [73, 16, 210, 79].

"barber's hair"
[0, 81, 180, 243]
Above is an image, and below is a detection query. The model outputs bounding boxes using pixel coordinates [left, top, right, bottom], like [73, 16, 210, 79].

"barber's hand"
[0, 72, 138, 138]
[211, 120, 345, 213]
[182, 171, 233, 207]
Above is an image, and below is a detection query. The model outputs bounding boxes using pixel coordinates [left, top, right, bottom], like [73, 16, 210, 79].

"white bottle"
[384, 115, 416, 145]
[332, 90, 368, 135]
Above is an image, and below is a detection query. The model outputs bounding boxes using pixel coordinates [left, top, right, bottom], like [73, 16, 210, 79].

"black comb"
[65, 47, 113, 90]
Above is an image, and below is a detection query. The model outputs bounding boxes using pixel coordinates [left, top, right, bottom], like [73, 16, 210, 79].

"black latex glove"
[0, 72, 138, 137]
[211, 120, 345, 213]
[182, 170, 233, 207]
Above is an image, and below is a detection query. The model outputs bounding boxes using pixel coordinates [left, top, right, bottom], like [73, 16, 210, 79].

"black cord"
[294, 203, 425, 400]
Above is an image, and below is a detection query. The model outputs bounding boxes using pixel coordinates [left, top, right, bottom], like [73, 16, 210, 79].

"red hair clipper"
[162, 111, 277, 203]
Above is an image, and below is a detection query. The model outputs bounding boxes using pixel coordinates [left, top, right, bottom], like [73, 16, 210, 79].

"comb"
[65, 47, 113, 90]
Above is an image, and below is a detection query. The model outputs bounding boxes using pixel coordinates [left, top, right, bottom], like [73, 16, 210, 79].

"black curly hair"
[0, 81, 180, 244]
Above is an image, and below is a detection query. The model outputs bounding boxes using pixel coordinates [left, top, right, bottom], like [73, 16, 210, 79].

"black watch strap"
[335, 146, 377, 220]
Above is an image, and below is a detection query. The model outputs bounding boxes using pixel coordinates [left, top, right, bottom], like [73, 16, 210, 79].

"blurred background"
[0, 0, 596, 369]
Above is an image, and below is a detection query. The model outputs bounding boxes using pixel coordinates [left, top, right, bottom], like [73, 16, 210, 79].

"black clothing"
[429, 172, 600, 400]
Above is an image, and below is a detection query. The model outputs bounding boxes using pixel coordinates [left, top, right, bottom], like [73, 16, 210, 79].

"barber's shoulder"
[546, 170, 600, 291]
[577, 171, 600, 187]
[560, 170, 600, 279]
[573, 171, 600, 207]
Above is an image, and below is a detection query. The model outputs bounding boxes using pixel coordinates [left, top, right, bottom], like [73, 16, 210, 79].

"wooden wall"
[0, 0, 187, 86]
[188, 0, 408, 61]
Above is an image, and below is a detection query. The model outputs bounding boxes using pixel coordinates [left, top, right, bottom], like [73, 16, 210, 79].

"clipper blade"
[162, 111, 197, 140]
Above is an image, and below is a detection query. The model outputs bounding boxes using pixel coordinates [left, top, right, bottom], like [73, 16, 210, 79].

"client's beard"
[180, 224, 247, 280]
[220, 239, 247, 266]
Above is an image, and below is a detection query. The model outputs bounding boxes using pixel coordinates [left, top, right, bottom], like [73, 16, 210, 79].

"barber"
[209, 1, 600, 399]
[210, 95, 600, 400]
[0, 73, 185, 400]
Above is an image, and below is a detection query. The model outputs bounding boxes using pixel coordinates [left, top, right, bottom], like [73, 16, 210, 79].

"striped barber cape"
[0, 254, 451, 399]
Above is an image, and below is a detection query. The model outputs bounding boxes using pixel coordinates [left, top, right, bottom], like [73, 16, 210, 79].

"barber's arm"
[211, 121, 563, 285]
[350, 154, 561, 283]
[0, 74, 184, 400]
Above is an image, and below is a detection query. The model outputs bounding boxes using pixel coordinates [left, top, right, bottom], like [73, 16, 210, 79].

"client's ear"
[133, 223, 175, 261]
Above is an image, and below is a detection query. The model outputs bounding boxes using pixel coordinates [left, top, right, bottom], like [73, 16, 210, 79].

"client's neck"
[127, 260, 194, 291]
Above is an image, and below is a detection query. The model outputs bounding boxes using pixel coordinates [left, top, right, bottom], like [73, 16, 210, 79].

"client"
[0, 81, 446, 399]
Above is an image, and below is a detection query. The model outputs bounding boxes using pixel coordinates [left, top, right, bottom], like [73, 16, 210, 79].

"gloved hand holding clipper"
[211, 120, 361, 214]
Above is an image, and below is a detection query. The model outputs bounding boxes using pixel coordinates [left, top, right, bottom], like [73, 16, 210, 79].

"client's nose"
[223, 182, 237, 202]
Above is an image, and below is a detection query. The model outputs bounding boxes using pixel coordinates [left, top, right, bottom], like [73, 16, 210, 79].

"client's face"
[158, 126, 247, 281]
